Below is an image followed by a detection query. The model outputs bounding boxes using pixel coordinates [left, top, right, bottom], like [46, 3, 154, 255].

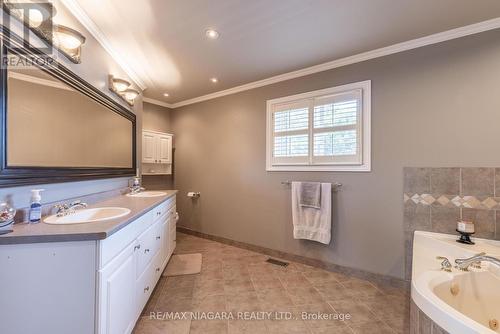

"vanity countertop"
[0, 190, 178, 245]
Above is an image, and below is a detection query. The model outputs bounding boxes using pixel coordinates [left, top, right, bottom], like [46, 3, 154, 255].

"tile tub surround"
[410, 300, 448, 334]
[0, 190, 177, 244]
[134, 232, 410, 334]
[404, 167, 500, 279]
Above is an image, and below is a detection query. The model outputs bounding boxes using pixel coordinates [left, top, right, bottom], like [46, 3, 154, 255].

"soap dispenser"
[29, 189, 44, 224]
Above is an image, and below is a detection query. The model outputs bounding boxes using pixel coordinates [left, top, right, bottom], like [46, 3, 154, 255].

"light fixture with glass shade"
[53, 25, 86, 63]
[108, 75, 139, 106]
[2, 1, 86, 64]
[122, 88, 140, 102]
[109, 75, 131, 93]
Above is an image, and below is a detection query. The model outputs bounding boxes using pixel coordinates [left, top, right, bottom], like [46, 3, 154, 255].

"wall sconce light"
[109, 75, 131, 93]
[122, 88, 140, 104]
[53, 25, 86, 63]
[109, 75, 139, 106]
[2, 1, 86, 64]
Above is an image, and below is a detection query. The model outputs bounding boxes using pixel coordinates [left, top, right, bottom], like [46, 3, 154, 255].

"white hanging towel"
[292, 182, 332, 244]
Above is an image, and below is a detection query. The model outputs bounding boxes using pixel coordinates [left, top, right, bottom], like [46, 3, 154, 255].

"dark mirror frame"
[0, 27, 137, 188]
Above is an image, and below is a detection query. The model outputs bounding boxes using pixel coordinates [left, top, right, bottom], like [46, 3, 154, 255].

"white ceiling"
[72, 0, 500, 104]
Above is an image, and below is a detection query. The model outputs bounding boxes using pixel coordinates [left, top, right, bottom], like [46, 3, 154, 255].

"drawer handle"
[144, 248, 150, 253]
[156, 236, 161, 240]
[144, 286, 150, 293]
[134, 245, 141, 251]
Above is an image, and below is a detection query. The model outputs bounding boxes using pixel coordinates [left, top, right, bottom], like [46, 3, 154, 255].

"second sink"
[44, 207, 131, 224]
[126, 191, 167, 198]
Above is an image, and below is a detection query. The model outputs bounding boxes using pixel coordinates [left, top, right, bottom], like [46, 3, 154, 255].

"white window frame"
[266, 80, 371, 172]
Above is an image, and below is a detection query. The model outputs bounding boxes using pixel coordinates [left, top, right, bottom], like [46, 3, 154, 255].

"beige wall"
[142, 102, 173, 189]
[171, 29, 500, 280]
[143, 102, 172, 133]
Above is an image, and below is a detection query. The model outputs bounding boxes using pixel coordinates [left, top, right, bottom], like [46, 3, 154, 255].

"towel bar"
[280, 180, 342, 190]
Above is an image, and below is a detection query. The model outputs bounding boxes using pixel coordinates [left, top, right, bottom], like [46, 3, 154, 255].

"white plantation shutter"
[267, 81, 370, 171]
[312, 90, 362, 164]
[271, 100, 310, 164]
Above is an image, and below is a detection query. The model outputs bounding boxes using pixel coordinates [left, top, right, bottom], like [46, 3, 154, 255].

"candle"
[457, 221, 475, 233]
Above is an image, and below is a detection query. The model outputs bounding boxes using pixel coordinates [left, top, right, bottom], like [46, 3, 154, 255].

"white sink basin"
[126, 191, 167, 198]
[44, 207, 131, 225]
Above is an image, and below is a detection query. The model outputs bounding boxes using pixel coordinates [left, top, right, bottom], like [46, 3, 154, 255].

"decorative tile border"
[403, 167, 500, 280]
[404, 193, 500, 210]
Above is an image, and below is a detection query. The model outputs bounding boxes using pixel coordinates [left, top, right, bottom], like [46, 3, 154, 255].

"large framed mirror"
[0, 28, 136, 187]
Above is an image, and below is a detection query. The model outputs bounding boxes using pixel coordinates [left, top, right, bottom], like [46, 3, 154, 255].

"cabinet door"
[142, 131, 157, 163]
[157, 134, 172, 164]
[169, 209, 177, 256]
[98, 242, 137, 334]
[161, 218, 170, 268]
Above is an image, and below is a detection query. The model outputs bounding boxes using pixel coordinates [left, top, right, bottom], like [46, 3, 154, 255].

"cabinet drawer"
[135, 258, 155, 316]
[99, 210, 153, 268]
[152, 197, 175, 222]
[152, 250, 163, 282]
[136, 221, 161, 278]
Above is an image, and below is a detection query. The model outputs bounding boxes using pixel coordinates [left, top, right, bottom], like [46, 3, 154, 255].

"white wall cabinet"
[142, 132, 157, 164]
[0, 195, 177, 334]
[142, 130, 172, 164]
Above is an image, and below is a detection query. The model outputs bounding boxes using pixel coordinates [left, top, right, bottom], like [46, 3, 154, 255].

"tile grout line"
[178, 233, 406, 333]
[245, 259, 273, 334]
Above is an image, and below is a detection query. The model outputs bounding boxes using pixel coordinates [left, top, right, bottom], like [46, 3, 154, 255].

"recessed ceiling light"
[210, 77, 218, 83]
[163, 93, 169, 97]
[205, 29, 219, 39]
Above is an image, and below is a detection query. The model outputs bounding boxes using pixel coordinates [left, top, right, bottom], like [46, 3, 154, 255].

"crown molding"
[169, 17, 500, 109]
[60, 0, 147, 91]
[143, 97, 174, 109]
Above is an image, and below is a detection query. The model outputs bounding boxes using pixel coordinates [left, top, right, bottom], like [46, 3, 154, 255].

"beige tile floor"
[133, 233, 410, 334]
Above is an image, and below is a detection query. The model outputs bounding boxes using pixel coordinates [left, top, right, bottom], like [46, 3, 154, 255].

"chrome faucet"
[436, 256, 452, 272]
[54, 200, 88, 217]
[129, 185, 145, 194]
[129, 177, 145, 194]
[455, 252, 500, 271]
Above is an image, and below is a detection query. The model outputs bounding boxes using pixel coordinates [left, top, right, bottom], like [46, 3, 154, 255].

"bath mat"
[163, 253, 202, 276]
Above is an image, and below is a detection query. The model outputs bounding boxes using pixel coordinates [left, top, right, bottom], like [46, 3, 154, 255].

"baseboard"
[177, 226, 409, 290]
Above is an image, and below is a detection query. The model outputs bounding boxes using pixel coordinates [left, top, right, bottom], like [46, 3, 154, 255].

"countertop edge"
[0, 190, 177, 245]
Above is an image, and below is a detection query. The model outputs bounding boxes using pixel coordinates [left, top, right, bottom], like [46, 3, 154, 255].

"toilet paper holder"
[187, 192, 201, 198]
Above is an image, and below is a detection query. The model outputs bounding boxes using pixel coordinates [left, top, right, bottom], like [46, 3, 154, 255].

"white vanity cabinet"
[0, 194, 177, 334]
[97, 196, 176, 334]
[0, 195, 176, 334]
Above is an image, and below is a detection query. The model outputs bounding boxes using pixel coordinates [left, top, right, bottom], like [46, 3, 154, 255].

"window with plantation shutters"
[266, 81, 371, 172]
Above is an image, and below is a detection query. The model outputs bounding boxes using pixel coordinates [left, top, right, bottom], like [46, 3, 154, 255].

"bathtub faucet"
[455, 252, 500, 271]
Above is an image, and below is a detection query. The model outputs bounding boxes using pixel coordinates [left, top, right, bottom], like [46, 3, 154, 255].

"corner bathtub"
[411, 231, 500, 334]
